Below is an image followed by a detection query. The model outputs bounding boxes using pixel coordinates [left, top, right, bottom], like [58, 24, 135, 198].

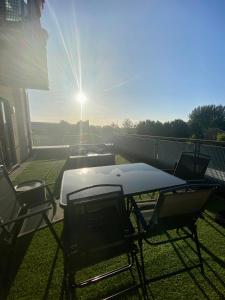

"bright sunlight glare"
[76, 92, 87, 104]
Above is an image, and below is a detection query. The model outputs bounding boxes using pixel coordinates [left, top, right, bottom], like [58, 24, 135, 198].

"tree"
[136, 119, 189, 138]
[217, 132, 225, 142]
[189, 105, 225, 132]
[189, 121, 203, 139]
[122, 118, 135, 134]
[110, 122, 119, 129]
[169, 119, 190, 138]
[122, 118, 134, 129]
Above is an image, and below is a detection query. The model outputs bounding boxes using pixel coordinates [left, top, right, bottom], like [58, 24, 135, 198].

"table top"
[60, 163, 186, 206]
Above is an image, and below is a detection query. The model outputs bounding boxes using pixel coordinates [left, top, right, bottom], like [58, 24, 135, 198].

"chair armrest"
[0, 202, 52, 227]
[44, 181, 56, 187]
[186, 179, 208, 184]
[16, 181, 56, 206]
[136, 201, 156, 210]
[136, 200, 157, 203]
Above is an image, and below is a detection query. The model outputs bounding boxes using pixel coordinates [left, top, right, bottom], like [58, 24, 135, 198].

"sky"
[29, 0, 225, 125]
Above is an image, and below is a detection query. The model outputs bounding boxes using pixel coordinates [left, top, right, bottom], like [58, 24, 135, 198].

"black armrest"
[0, 202, 52, 227]
[136, 201, 157, 210]
[15, 181, 56, 207]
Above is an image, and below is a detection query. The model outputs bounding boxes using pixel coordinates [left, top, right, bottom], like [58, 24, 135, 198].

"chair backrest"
[0, 165, 21, 236]
[69, 144, 107, 156]
[149, 185, 214, 231]
[64, 153, 115, 171]
[64, 184, 133, 271]
[174, 152, 210, 180]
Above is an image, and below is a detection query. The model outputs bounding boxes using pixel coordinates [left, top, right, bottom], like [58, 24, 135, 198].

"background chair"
[1, 164, 63, 221]
[136, 152, 211, 216]
[63, 184, 144, 299]
[132, 184, 216, 285]
[170, 152, 210, 181]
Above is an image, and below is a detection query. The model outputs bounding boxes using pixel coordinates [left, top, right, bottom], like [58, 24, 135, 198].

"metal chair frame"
[174, 151, 210, 180]
[0, 165, 63, 286]
[63, 184, 145, 299]
[132, 184, 217, 285]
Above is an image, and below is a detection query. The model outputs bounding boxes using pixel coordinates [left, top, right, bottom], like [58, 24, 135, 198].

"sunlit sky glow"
[29, 0, 225, 125]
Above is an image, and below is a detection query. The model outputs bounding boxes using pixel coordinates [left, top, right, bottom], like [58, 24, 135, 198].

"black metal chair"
[63, 184, 145, 299]
[136, 152, 211, 215]
[132, 184, 216, 285]
[173, 152, 210, 180]
[0, 164, 64, 221]
[0, 165, 63, 287]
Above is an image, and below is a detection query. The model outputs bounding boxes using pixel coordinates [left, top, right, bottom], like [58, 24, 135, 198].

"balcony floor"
[5, 155, 225, 299]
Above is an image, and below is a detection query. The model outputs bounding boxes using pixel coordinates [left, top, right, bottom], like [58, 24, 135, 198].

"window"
[0, 0, 28, 22]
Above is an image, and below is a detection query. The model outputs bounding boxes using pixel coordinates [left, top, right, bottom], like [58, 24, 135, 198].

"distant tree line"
[32, 105, 225, 143]
[136, 119, 189, 138]
[123, 105, 225, 141]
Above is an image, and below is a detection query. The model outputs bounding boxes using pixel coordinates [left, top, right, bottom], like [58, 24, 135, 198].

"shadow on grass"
[0, 234, 34, 300]
[203, 213, 225, 238]
[78, 283, 143, 300]
[41, 245, 144, 300]
[145, 230, 225, 300]
[42, 244, 61, 300]
[175, 229, 225, 299]
[142, 231, 209, 300]
[176, 240, 225, 299]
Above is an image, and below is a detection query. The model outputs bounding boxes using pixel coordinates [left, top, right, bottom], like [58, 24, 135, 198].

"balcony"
[2, 135, 225, 299]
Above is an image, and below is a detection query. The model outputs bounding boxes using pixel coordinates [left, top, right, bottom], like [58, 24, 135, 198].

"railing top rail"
[114, 134, 225, 147]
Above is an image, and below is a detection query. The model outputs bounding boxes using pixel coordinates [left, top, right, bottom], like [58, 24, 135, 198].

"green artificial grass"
[7, 155, 225, 299]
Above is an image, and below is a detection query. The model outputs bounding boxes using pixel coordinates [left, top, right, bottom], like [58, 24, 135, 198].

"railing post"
[193, 141, 201, 174]
[154, 138, 158, 163]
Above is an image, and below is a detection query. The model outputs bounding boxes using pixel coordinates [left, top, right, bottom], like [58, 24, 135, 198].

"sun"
[76, 92, 87, 104]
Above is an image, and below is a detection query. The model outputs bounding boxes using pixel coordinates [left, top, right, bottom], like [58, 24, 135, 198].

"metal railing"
[114, 134, 225, 184]
[32, 133, 112, 147]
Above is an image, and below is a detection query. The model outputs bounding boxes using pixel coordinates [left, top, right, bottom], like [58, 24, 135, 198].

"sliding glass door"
[0, 98, 16, 169]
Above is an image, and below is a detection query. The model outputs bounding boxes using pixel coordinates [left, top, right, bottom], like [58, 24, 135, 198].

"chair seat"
[18, 200, 63, 238]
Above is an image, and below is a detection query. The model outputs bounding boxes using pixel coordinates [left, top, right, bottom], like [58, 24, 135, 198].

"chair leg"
[134, 204, 148, 297]
[192, 225, 204, 274]
[137, 237, 148, 298]
[127, 253, 144, 300]
[64, 273, 76, 300]
[127, 253, 135, 283]
[133, 251, 148, 300]
[43, 213, 64, 250]
[138, 238, 146, 283]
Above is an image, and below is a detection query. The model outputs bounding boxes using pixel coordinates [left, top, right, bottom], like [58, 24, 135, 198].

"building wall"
[0, 85, 31, 168]
[12, 88, 32, 161]
[0, 0, 48, 170]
